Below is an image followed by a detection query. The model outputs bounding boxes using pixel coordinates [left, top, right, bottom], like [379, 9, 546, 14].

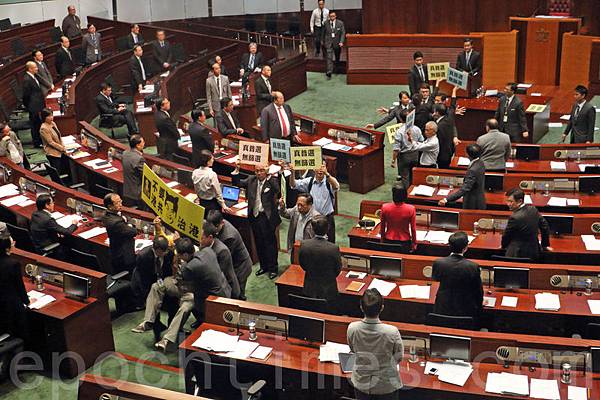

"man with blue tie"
[239, 43, 263, 97]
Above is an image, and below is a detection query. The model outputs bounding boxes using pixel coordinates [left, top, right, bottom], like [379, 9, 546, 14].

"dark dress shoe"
[255, 268, 268, 276]
[268, 272, 278, 280]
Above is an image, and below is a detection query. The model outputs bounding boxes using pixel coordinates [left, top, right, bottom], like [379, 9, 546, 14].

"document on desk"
[578, 164, 597, 172]
[437, 188, 450, 196]
[1, 195, 29, 207]
[250, 346, 273, 360]
[27, 290, 56, 309]
[323, 142, 346, 151]
[547, 197, 567, 207]
[524, 194, 533, 204]
[70, 151, 90, 159]
[0, 183, 18, 198]
[424, 230, 453, 244]
[78, 226, 107, 239]
[567, 385, 588, 400]
[319, 341, 351, 363]
[313, 137, 333, 147]
[506, 161, 515, 168]
[17, 199, 34, 207]
[425, 361, 473, 387]
[399, 285, 430, 299]
[530, 378, 560, 400]
[500, 296, 518, 308]
[457, 157, 470, 166]
[367, 278, 396, 297]
[411, 185, 436, 197]
[550, 161, 566, 171]
[485, 372, 529, 396]
[56, 215, 80, 229]
[567, 198, 580, 206]
[184, 193, 198, 203]
[416, 230, 428, 242]
[581, 235, 600, 251]
[165, 181, 179, 188]
[226, 340, 259, 359]
[587, 300, 600, 315]
[483, 296, 496, 307]
[535, 292, 561, 311]
[192, 329, 239, 352]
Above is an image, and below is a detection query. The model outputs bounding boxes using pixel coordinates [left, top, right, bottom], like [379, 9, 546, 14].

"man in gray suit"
[279, 193, 320, 263]
[260, 91, 298, 142]
[439, 143, 486, 210]
[32, 49, 53, 96]
[476, 118, 511, 171]
[205, 62, 232, 118]
[61, 5, 81, 39]
[323, 11, 345, 79]
[122, 135, 145, 208]
[494, 83, 528, 143]
[82, 24, 102, 65]
[562, 85, 596, 144]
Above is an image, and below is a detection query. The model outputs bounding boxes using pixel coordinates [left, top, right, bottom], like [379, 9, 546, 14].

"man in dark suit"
[408, 51, 429, 96]
[562, 85, 596, 144]
[122, 135, 145, 208]
[298, 216, 341, 310]
[366, 91, 414, 129]
[502, 188, 552, 261]
[152, 30, 173, 71]
[232, 163, 281, 279]
[189, 109, 213, 167]
[129, 45, 149, 93]
[254, 65, 273, 116]
[154, 97, 180, 161]
[216, 98, 244, 137]
[260, 91, 298, 142]
[22, 61, 45, 148]
[61, 4, 81, 39]
[323, 11, 345, 79]
[495, 83, 528, 143]
[413, 84, 435, 133]
[455, 38, 481, 76]
[432, 104, 457, 169]
[32, 49, 53, 96]
[127, 24, 144, 49]
[95, 82, 139, 135]
[131, 236, 173, 306]
[102, 193, 138, 273]
[207, 55, 228, 78]
[439, 143, 486, 210]
[206, 210, 253, 301]
[55, 36, 75, 79]
[432, 231, 483, 324]
[239, 42, 263, 95]
[200, 222, 241, 299]
[30, 194, 77, 256]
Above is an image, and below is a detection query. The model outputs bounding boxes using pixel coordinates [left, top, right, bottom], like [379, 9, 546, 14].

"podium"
[510, 17, 580, 85]
[438, 73, 482, 98]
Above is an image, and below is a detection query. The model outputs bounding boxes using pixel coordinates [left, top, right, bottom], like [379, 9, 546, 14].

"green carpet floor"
[2, 72, 599, 399]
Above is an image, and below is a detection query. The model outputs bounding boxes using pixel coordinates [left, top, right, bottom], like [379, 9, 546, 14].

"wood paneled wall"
[559, 33, 594, 90]
[472, 31, 519, 86]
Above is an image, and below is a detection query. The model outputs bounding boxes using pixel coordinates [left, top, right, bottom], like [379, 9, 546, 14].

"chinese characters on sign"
[291, 146, 322, 171]
[238, 140, 270, 166]
[385, 123, 403, 145]
[447, 67, 469, 90]
[269, 138, 291, 163]
[405, 110, 415, 130]
[427, 62, 450, 81]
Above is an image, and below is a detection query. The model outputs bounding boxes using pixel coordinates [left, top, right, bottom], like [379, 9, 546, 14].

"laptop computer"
[222, 185, 241, 207]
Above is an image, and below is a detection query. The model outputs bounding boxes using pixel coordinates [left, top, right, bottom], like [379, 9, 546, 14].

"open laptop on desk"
[222, 185, 241, 207]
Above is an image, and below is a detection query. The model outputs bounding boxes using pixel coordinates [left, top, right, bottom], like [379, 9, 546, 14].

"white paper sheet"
[587, 300, 600, 315]
[457, 157, 470, 166]
[485, 372, 529, 396]
[547, 197, 567, 207]
[501, 296, 518, 308]
[192, 329, 239, 352]
[548, 122, 564, 128]
[567, 385, 588, 400]
[411, 185, 435, 197]
[313, 137, 333, 147]
[319, 341, 351, 363]
[367, 278, 396, 297]
[424, 230, 453, 244]
[250, 346, 273, 360]
[530, 378, 560, 400]
[56, 215, 80, 229]
[550, 161, 566, 171]
[78, 226, 107, 239]
[416, 230, 428, 241]
[1, 195, 29, 207]
[534, 292, 561, 311]
[483, 296, 496, 307]
[226, 340, 259, 359]
[399, 285, 430, 299]
[581, 235, 600, 251]
[524, 194, 533, 204]
[437, 189, 450, 196]
[506, 161, 515, 168]
[0, 183, 18, 198]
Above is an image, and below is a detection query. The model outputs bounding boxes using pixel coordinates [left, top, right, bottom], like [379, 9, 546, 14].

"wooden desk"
[455, 140, 600, 161]
[78, 374, 205, 400]
[0, 20, 56, 60]
[449, 155, 600, 174]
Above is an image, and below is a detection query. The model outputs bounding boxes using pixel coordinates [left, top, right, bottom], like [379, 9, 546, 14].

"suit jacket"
[189, 122, 214, 167]
[408, 65, 429, 96]
[102, 210, 138, 271]
[126, 32, 145, 49]
[298, 237, 341, 304]
[55, 47, 75, 78]
[30, 210, 77, 251]
[476, 129, 511, 170]
[217, 220, 252, 283]
[240, 52, 264, 72]
[323, 19, 346, 48]
[432, 254, 483, 319]
[446, 158, 486, 209]
[211, 238, 240, 299]
[215, 110, 241, 137]
[61, 14, 81, 39]
[279, 205, 320, 252]
[152, 40, 173, 68]
[40, 121, 65, 158]
[233, 174, 281, 227]
[374, 104, 414, 129]
[95, 93, 120, 116]
[35, 61, 53, 96]
[414, 98, 433, 132]
[0, 255, 29, 337]
[254, 75, 273, 115]
[122, 149, 145, 201]
[129, 55, 148, 90]
[456, 50, 481, 75]
[494, 95, 527, 141]
[205, 74, 232, 114]
[435, 116, 456, 166]
[154, 110, 180, 156]
[564, 101, 596, 144]
[22, 73, 44, 114]
[183, 247, 231, 311]
[82, 32, 102, 64]
[131, 246, 174, 301]
[502, 204, 550, 261]
[260, 103, 297, 141]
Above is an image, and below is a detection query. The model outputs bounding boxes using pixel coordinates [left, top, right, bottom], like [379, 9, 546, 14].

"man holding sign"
[260, 91, 299, 143]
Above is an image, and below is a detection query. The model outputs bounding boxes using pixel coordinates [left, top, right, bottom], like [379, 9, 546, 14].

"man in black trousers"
[154, 97, 180, 161]
[495, 83, 528, 143]
[562, 85, 596, 144]
[22, 61, 45, 147]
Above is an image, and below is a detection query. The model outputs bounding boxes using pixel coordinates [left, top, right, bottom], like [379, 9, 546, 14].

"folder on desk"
[346, 281, 365, 292]
[534, 293, 561, 311]
[485, 372, 529, 396]
[411, 185, 436, 197]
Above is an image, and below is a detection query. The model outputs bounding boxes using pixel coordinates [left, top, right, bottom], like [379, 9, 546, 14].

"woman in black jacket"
[0, 233, 29, 339]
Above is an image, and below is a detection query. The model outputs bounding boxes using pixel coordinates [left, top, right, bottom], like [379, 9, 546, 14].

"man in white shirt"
[310, 0, 329, 56]
[406, 120, 439, 167]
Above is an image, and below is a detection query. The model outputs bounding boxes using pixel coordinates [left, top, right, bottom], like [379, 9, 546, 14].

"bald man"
[22, 62, 44, 147]
[205, 62, 232, 117]
[260, 91, 299, 143]
[61, 5, 81, 39]
[55, 36, 75, 78]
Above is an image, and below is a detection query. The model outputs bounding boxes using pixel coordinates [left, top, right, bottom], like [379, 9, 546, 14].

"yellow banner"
[141, 164, 205, 241]
[290, 145, 322, 171]
[385, 123, 403, 144]
[427, 62, 450, 81]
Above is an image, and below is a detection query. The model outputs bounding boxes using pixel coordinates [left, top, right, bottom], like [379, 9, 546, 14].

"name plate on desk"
[425, 175, 464, 187]
[554, 148, 600, 159]
[518, 179, 577, 191]
[477, 218, 508, 231]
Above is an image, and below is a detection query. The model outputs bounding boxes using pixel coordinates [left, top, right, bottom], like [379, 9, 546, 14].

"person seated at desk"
[432, 231, 483, 326]
[129, 45, 149, 93]
[495, 83, 528, 143]
[192, 150, 231, 214]
[406, 120, 439, 168]
[82, 23, 102, 65]
[239, 42, 263, 90]
[216, 97, 244, 137]
[254, 65, 273, 117]
[55, 36, 75, 79]
[152, 30, 173, 71]
[298, 216, 341, 311]
[122, 135, 146, 208]
[365, 91, 413, 130]
[188, 109, 213, 167]
[0, 226, 29, 341]
[279, 192, 320, 263]
[154, 97, 180, 161]
[95, 82, 139, 136]
[131, 235, 173, 307]
[476, 118, 511, 172]
[102, 193, 138, 273]
[347, 288, 404, 400]
[562, 85, 596, 144]
[127, 24, 145, 49]
[206, 210, 252, 301]
[0, 123, 24, 167]
[438, 143, 486, 210]
[502, 188, 552, 261]
[380, 182, 416, 253]
[40, 108, 69, 175]
[206, 62, 232, 119]
[207, 55, 228, 78]
[201, 222, 240, 299]
[30, 194, 78, 257]
[260, 91, 299, 143]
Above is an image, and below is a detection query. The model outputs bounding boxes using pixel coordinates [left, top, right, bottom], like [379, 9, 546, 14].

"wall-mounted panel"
[184, 0, 209, 18]
[212, 0, 244, 16]
[277, 0, 300, 13]
[244, 0, 277, 14]
[116, 0, 151, 23]
[150, 0, 185, 21]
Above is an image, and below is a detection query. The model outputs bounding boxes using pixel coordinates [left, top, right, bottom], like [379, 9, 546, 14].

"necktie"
[155, 256, 161, 277]
[465, 51, 470, 66]
[106, 94, 112, 104]
[65, 48, 72, 60]
[331, 21, 335, 31]
[160, 41, 164, 47]
[254, 180, 264, 217]
[226, 112, 236, 129]
[278, 106, 289, 137]
[133, 34, 138, 44]
[249, 54, 254, 69]
[138, 57, 146, 80]
[216, 76, 222, 99]
[32, 74, 40, 87]
[419, 67, 424, 81]
[92, 34, 95, 42]
[320, 9, 323, 25]
[265, 78, 271, 93]
[574, 105, 581, 118]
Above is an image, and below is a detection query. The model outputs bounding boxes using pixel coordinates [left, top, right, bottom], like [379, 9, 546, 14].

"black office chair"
[427, 313, 475, 331]
[177, 168, 193, 187]
[172, 42, 187, 63]
[583, 323, 600, 339]
[69, 248, 102, 270]
[106, 270, 136, 317]
[105, 74, 133, 104]
[490, 255, 532, 263]
[97, 113, 118, 139]
[366, 240, 410, 254]
[44, 163, 85, 191]
[49, 27, 62, 43]
[5, 222, 59, 257]
[10, 38, 25, 57]
[189, 357, 266, 399]
[172, 153, 191, 167]
[93, 183, 114, 198]
[187, 87, 207, 110]
[0, 97, 30, 136]
[116, 35, 130, 52]
[288, 293, 329, 314]
[584, 166, 600, 173]
[9, 80, 26, 113]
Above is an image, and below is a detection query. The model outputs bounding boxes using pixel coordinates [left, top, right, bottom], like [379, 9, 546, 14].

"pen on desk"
[588, 388, 591, 399]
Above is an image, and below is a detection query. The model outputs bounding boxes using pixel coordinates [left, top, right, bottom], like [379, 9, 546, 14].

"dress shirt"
[276, 105, 291, 137]
[27, 72, 40, 86]
[224, 111, 237, 129]
[417, 65, 425, 81]
[310, 7, 329, 30]
[465, 50, 472, 65]
[131, 33, 139, 44]
[262, 75, 272, 93]
[408, 135, 439, 166]
[293, 176, 338, 216]
[248, 54, 255, 69]
[62, 46, 72, 59]
[380, 202, 416, 243]
[574, 100, 586, 117]
[253, 178, 266, 217]
[103, 93, 112, 104]
[136, 56, 146, 80]
[392, 125, 423, 153]
[215, 76, 223, 99]
[192, 167, 224, 207]
[294, 211, 312, 242]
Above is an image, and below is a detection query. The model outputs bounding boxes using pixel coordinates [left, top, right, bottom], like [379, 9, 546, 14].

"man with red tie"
[259, 91, 299, 143]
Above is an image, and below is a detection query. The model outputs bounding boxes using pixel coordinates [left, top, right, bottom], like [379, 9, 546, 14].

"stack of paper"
[485, 372, 529, 396]
[550, 161, 567, 171]
[78, 226, 107, 239]
[56, 215, 80, 229]
[425, 362, 473, 387]
[1, 195, 29, 207]
[501, 296, 518, 308]
[568, 386, 588, 400]
[140, 84, 155, 94]
[411, 185, 435, 197]
[530, 378, 560, 400]
[535, 292, 561, 311]
[581, 235, 600, 251]
[457, 157, 470, 166]
[367, 278, 396, 296]
[560, 114, 571, 121]
[313, 137, 333, 147]
[0, 183, 19, 198]
[250, 346, 272, 360]
[547, 197, 567, 207]
[83, 158, 112, 170]
[226, 340, 260, 359]
[319, 341, 351, 363]
[424, 230, 453, 244]
[192, 329, 239, 352]
[27, 290, 56, 310]
[587, 299, 600, 315]
[399, 285, 431, 299]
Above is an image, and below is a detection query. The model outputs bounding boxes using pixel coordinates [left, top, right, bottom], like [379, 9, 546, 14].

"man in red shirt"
[380, 183, 417, 253]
